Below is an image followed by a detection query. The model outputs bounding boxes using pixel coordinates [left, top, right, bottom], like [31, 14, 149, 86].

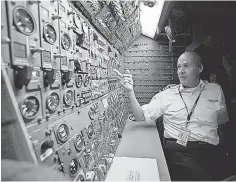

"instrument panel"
[2, 1, 129, 181]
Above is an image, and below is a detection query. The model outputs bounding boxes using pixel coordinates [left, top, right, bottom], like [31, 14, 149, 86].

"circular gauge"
[88, 107, 95, 120]
[21, 96, 39, 120]
[46, 92, 59, 112]
[74, 134, 84, 152]
[61, 33, 71, 50]
[73, 14, 81, 29]
[13, 7, 36, 35]
[75, 173, 85, 181]
[63, 90, 73, 106]
[57, 124, 69, 143]
[84, 75, 90, 87]
[68, 158, 79, 177]
[87, 124, 94, 139]
[75, 74, 83, 88]
[43, 23, 57, 44]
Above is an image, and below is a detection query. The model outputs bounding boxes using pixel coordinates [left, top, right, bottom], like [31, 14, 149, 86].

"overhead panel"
[124, 35, 179, 110]
[72, 1, 141, 53]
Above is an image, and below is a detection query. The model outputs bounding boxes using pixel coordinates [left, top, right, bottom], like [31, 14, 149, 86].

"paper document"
[105, 157, 160, 181]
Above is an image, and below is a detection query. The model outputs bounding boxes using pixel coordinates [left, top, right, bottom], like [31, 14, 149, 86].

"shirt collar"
[179, 79, 204, 93]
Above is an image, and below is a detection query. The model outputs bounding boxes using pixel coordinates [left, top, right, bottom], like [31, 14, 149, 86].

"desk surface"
[115, 120, 171, 181]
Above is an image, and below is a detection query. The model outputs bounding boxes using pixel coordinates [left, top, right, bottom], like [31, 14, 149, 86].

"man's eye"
[184, 65, 188, 68]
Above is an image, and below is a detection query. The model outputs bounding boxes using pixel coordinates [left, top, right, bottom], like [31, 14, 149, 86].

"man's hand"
[114, 69, 134, 94]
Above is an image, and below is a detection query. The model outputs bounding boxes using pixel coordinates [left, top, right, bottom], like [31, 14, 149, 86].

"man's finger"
[124, 69, 131, 74]
[113, 69, 123, 78]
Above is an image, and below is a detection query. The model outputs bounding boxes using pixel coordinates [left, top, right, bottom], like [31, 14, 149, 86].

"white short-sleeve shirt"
[141, 80, 229, 145]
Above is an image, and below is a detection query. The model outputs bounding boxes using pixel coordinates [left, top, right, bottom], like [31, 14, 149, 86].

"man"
[114, 51, 229, 180]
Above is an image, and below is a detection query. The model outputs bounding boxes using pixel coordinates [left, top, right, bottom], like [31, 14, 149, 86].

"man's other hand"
[114, 69, 134, 93]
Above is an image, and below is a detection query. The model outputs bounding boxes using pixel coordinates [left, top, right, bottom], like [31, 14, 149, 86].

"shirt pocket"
[198, 99, 222, 125]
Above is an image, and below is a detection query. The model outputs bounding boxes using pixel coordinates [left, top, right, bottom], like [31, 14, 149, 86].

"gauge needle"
[17, 22, 23, 26]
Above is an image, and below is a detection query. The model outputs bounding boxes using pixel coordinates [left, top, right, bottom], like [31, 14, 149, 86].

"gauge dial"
[74, 134, 84, 152]
[88, 107, 95, 120]
[46, 92, 59, 112]
[63, 90, 73, 106]
[84, 75, 90, 87]
[61, 33, 71, 50]
[68, 158, 79, 177]
[57, 124, 69, 143]
[21, 96, 39, 120]
[87, 124, 94, 139]
[43, 23, 57, 44]
[75, 74, 82, 88]
[13, 7, 36, 35]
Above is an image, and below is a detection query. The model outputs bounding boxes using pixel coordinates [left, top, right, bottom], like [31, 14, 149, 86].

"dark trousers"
[163, 139, 227, 181]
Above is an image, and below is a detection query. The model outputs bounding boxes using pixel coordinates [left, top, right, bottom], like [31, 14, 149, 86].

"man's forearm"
[127, 91, 145, 122]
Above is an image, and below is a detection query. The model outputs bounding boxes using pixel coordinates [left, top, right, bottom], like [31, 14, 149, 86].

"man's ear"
[199, 64, 203, 73]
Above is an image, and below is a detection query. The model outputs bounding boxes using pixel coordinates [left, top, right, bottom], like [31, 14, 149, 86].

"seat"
[222, 175, 236, 181]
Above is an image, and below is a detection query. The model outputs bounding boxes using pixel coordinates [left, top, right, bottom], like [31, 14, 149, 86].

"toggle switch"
[28, 0, 41, 4]
[30, 47, 44, 54]
[67, 10, 75, 15]
[58, 163, 64, 171]
[53, 54, 64, 59]
[1, 37, 10, 44]
[51, 14, 62, 20]
[68, 25, 76, 30]
[85, 171, 95, 181]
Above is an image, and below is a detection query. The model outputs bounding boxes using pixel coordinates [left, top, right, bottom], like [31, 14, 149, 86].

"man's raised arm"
[114, 69, 145, 122]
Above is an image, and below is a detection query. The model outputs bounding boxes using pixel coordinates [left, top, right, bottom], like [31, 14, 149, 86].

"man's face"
[177, 53, 202, 87]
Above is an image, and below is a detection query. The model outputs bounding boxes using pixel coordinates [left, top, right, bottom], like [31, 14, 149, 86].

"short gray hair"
[178, 51, 202, 67]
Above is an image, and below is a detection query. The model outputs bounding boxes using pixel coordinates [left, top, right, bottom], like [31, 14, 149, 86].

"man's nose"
[178, 67, 185, 74]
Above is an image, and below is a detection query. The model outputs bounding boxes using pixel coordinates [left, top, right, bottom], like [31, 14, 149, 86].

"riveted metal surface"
[124, 35, 181, 109]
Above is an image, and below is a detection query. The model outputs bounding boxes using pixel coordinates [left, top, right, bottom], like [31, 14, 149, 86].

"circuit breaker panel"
[124, 35, 181, 107]
[1, 1, 130, 181]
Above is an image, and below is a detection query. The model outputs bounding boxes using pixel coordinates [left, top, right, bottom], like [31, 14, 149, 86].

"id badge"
[177, 127, 190, 146]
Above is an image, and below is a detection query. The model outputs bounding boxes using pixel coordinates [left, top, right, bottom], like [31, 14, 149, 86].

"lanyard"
[178, 85, 203, 126]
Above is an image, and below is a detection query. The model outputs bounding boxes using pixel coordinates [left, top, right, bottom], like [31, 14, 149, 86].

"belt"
[164, 138, 212, 146]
